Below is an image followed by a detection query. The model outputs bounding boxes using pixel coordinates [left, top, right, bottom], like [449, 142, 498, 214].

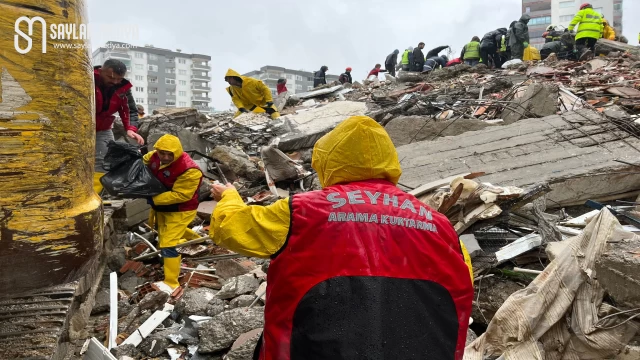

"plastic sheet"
[100, 141, 166, 198]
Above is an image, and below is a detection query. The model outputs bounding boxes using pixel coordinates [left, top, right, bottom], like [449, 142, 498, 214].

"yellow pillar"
[0, 1, 102, 294]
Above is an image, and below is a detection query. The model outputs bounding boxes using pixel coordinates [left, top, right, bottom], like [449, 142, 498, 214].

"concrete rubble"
[72, 42, 640, 360]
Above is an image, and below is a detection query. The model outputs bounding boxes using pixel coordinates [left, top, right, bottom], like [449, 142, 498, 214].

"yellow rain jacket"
[210, 115, 474, 282]
[569, 7, 603, 41]
[143, 134, 201, 248]
[225, 68, 280, 119]
[603, 20, 616, 40]
[523, 45, 541, 61]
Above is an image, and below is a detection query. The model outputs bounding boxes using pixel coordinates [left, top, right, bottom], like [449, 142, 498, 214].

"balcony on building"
[106, 49, 130, 60]
[191, 95, 211, 102]
[191, 83, 210, 92]
[191, 73, 210, 81]
[191, 61, 211, 71]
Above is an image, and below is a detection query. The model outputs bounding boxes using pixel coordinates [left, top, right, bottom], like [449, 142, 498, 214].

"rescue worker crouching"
[144, 134, 203, 293]
[225, 68, 280, 120]
[209, 115, 474, 360]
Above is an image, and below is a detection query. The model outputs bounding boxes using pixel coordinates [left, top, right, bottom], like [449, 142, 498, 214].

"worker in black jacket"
[425, 45, 450, 59]
[480, 28, 508, 68]
[384, 49, 400, 77]
[411, 42, 425, 72]
[313, 66, 328, 88]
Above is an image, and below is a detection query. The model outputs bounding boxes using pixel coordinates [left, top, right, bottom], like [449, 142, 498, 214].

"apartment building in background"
[242, 66, 340, 97]
[522, 0, 623, 49]
[92, 41, 213, 113]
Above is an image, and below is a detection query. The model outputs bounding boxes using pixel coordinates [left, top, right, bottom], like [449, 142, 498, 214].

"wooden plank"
[120, 304, 174, 347]
[409, 173, 471, 197]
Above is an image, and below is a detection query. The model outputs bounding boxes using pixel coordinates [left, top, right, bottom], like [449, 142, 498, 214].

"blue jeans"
[465, 59, 479, 66]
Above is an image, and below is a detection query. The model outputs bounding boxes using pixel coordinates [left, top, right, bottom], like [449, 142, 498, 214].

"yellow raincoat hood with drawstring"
[209, 116, 473, 281]
[225, 68, 280, 119]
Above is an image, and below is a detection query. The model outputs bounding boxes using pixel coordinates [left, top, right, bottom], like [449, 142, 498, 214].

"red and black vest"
[148, 152, 202, 212]
[258, 179, 474, 360]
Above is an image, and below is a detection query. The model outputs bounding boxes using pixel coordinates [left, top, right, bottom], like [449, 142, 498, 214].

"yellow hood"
[225, 68, 246, 82]
[153, 134, 184, 165]
[312, 116, 402, 188]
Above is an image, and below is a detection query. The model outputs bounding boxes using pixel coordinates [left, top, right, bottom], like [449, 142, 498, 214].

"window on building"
[166, 57, 175, 63]
[307, 86, 313, 91]
[295, 75, 303, 81]
[613, 3, 622, 11]
[179, 69, 187, 75]
[179, 101, 187, 107]
[148, 76, 157, 83]
[559, 15, 574, 22]
[166, 99, 176, 106]
[148, 64, 158, 71]
[178, 59, 186, 64]
[135, 98, 144, 104]
[179, 91, 186, 96]
[296, 84, 302, 90]
[525, 7, 530, 13]
[307, 77, 312, 81]
[167, 90, 176, 96]
[135, 86, 144, 92]
[165, 79, 175, 85]
[148, 98, 158, 105]
[179, 80, 187, 85]
[149, 54, 158, 60]
[529, 16, 551, 25]
[559, 1, 574, 8]
[286, 74, 293, 80]
[593, 7, 603, 14]
[165, 68, 175, 74]
[134, 52, 144, 59]
[148, 88, 158, 94]
[134, 75, 144, 81]
[135, 64, 143, 70]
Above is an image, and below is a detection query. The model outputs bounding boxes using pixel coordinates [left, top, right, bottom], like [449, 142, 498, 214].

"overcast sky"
[87, 0, 639, 111]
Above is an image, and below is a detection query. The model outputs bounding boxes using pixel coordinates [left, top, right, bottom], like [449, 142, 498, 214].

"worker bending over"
[568, 3, 603, 60]
[225, 69, 280, 119]
[210, 115, 474, 360]
[144, 135, 203, 293]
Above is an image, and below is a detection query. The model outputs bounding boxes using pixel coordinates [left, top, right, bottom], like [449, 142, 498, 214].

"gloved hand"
[238, 108, 249, 113]
[263, 106, 276, 115]
[523, 42, 529, 48]
[147, 197, 155, 206]
[266, 102, 274, 107]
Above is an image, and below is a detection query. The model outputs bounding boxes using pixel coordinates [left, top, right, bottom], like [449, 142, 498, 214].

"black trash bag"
[100, 141, 167, 198]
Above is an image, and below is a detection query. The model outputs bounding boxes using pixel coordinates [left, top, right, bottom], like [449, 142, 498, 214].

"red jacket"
[446, 58, 463, 67]
[148, 151, 201, 212]
[94, 69, 137, 132]
[259, 179, 473, 360]
[276, 83, 288, 95]
[367, 68, 385, 77]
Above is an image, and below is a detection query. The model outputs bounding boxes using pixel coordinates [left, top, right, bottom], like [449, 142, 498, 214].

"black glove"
[266, 102, 274, 107]
[147, 197, 155, 206]
[238, 108, 249, 113]
[263, 106, 276, 115]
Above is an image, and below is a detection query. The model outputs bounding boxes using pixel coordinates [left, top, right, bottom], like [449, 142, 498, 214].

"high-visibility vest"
[463, 41, 480, 60]
[401, 50, 410, 65]
[569, 8, 603, 40]
[500, 35, 507, 52]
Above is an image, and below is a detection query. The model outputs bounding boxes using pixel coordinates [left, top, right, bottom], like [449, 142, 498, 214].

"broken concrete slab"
[278, 101, 368, 151]
[596, 235, 640, 309]
[397, 110, 640, 208]
[209, 145, 263, 181]
[229, 295, 256, 309]
[216, 275, 260, 300]
[501, 83, 559, 124]
[225, 328, 262, 360]
[385, 116, 492, 146]
[294, 85, 343, 99]
[460, 234, 482, 258]
[205, 297, 227, 317]
[175, 287, 218, 316]
[147, 123, 213, 155]
[596, 38, 640, 56]
[215, 259, 255, 280]
[198, 308, 265, 353]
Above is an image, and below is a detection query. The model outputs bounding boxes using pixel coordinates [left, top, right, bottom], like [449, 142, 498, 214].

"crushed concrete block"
[215, 259, 255, 280]
[225, 328, 263, 360]
[229, 295, 256, 309]
[206, 297, 227, 317]
[385, 116, 491, 146]
[217, 275, 260, 300]
[617, 345, 640, 360]
[501, 83, 558, 124]
[198, 308, 265, 353]
[209, 145, 263, 181]
[107, 247, 127, 273]
[471, 277, 523, 323]
[596, 236, 640, 309]
[90, 289, 110, 315]
[147, 124, 213, 156]
[175, 288, 218, 316]
[460, 234, 482, 258]
[139, 329, 174, 357]
[261, 146, 306, 182]
[278, 101, 368, 151]
[255, 281, 267, 303]
[119, 271, 145, 294]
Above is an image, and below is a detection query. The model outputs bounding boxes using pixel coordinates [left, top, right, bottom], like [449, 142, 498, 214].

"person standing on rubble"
[568, 3, 603, 60]
[224, 69, 280, 120]
[313, 65, 328, 88]
[401, 47, 413, 71]
[384, 49, 400, 77]
[93, 59, 144, 194]
[209, 115, 474, 360]
[412, 42, 426, 71]
[367, 64, 388, 79]
[276, 78, 288, 95]
[144, 134, 203, 294]
[338, 67, 353, 84]
[509, 14, 531, 60]
[461, 36, 481, 66]
[480, 28, 508, 68]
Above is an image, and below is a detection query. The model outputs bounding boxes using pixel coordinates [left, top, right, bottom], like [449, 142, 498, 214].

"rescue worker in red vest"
[143, 134, 203, 293]
[568, 3, 604, 60]
[210, 115, 474, 360]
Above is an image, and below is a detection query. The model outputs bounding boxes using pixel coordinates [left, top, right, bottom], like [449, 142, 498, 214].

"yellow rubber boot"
[163, 255, 182, 289]
[93, 172, 105, 194]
